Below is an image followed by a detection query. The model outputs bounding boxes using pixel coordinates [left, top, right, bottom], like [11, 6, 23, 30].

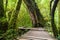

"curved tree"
[50, 0, 59, 37]
[23, 0, 45, 27]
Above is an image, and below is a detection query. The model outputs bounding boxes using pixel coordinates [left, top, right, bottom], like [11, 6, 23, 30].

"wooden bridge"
[18, 27, 57, 40]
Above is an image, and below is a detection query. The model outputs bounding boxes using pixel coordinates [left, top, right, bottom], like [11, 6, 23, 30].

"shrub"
[57, 35, 60, 40]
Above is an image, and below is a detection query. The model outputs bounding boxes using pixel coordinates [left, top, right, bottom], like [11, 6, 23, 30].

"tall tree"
[0, 0, 8, 32]
[0, 0, 8, 40]
[50, 0, 59, 37]
[0, 0, 4, 18]
[24, 0, 45, 27]
[58, 0, 60, 35]
[9, 0, 22, 29]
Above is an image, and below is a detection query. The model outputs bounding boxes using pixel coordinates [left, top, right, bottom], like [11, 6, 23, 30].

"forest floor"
[18, 28, 57, 40]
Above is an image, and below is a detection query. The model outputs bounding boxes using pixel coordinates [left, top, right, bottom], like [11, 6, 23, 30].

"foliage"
[0, 29, 18, 40]
[5, 29, 17, 40]
[57, 35, 60, 40]
[0, 0, 60, 40]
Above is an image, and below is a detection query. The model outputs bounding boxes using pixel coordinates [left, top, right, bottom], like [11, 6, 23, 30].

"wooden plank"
[18, 28, 56, 40]
[20, 36, 48, 40]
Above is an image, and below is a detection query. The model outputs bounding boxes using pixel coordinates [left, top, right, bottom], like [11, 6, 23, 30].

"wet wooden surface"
[18, 28, 56, 40]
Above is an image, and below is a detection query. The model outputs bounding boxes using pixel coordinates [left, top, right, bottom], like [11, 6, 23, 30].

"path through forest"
[18, 28, 56, 40]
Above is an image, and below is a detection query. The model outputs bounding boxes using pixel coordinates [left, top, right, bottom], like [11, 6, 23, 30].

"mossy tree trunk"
[0, 0, 8, 40]
[50, 0, 59, 37]
[0, 0, 8, 32]
[58, 0, 60, 35]
[9, 0, 22, 29]
[0, 0, 4, 18]
[24, 0, 45, 27]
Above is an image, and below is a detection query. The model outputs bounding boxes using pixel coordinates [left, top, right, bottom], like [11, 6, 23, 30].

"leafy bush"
[0, 29, 18, 40]
[57, 35, 60, 40]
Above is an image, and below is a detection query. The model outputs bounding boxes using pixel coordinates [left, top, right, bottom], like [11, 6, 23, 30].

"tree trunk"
[0, 0, 8, 32]
[50, 0, 53, 12]
[9, 0, 22, 29]
[24, 0, 45, 27]
[58, 0, 60, 35]
[0, 0, 4, 18]
[0, 0, 8, 40]
[50, 0, 59, 37]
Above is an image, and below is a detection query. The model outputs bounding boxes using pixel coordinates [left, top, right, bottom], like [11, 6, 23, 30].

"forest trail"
[18, 28, 56, 40]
